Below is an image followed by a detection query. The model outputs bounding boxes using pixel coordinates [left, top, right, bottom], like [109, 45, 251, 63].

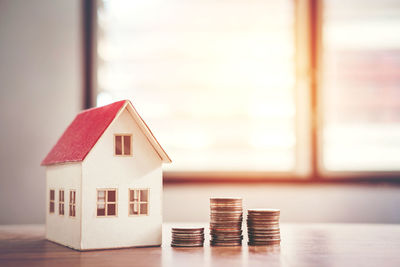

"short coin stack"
[247, 209, 281, 246]
[171, 227, 205, 247]
[210, 197, 243, 246]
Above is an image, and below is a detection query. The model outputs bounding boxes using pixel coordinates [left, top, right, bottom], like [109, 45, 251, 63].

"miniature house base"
[42, 100, 171, 250]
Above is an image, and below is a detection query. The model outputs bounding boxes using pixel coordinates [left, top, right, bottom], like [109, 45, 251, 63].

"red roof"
[41, 100, 126, 166]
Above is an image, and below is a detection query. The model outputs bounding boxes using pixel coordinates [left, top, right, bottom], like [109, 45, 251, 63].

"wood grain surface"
[0, 223, 400, 267]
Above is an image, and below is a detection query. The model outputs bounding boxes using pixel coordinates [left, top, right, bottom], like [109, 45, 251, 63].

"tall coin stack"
[171, 227, 205, 247]
[247, 209, 281, 246]
[210, 197, 243, 246]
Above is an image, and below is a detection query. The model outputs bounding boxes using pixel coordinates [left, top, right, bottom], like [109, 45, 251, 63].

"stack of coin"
[247, 209, 281, 246]
[171, 227, 205, 247]
[210, 197, 243, 246]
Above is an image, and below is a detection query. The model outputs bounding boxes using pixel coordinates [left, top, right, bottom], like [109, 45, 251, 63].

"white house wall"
[46, 162, 81, 250]
[81, 107, 163, 250]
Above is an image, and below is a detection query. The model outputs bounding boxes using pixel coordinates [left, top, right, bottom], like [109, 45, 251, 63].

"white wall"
[46, 163, 81, 249]
[81, 107, 162, 249]
[163, 183, 400, 224]
[0, 0, 82, 224]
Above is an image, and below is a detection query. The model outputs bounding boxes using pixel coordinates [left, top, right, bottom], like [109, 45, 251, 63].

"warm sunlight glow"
[323, 0, 400, 171]
[97, 0, 296, 171]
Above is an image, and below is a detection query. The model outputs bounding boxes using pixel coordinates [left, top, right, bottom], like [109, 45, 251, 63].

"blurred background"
[1, 0, 400, 225]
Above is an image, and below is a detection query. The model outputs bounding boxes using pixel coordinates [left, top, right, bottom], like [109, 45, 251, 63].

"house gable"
[83, 105, 164, 171]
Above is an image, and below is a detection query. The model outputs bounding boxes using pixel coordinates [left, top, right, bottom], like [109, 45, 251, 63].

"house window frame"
[128, 188, 150, 216]
[114, 134, 133, 157]
[69, 190, 76, 217]
[59, 189, 65, 216]
[49, 189, 55, 214]
[96, 188, 118, 217]
[85, 0, 400, 183]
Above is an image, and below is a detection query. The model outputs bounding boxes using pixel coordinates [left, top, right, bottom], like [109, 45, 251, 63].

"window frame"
[313, 0, 400, 181]
[59, 189, 65, 216]
[128, 188, 150, 216]
[96, 188, 118, 217]
[69, 190, 76, 217]
[84, 0, 400, 182]
[307, 0, 400, 181]
[114, 134, 133, 157]
[49, 189, 55, 214]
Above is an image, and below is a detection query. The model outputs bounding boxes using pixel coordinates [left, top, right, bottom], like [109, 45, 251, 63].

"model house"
[41, 100, 171, 250]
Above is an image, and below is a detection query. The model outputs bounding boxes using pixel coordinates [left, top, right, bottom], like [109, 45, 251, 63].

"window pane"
[130, 190, 139, 201]
[130, 203, 139, 215]
[50, 202, 54, 213]
[59, 204, 64, 215]
[140, 203, 148, 215]
[322, 0, 400, 171]
[97, 204, 105, 216]
[107, 204, 116, 215]
[115, 135, 122, 155]
[97, 0, 296, 172]
[123, 135, 131, 155]
[140, 190, 148, 202]
[50, 190, 54, 200]
[69, 205, 75, 217]
[97, 190, 105, 202]
[107, 190, 116, 202]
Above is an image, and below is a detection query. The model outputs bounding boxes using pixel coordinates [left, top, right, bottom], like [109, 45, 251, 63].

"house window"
[95, 0, 400, 180]
[129, 189, 149, 216]
[59, 190, 64, 215]
[97, 189, 117, 216]
[49, 189, 55, 214]
[115, 135, 132, 156]
[69, 190, 76, 217]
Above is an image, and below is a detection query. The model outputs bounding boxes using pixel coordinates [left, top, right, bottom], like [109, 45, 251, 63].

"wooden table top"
[0, 223, 399, 267]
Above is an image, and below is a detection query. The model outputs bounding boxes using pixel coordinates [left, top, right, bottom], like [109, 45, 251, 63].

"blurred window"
[95, 0, 400, 176]
[114, 134, 132, 156]
[59, 190, 64, 216]
[322, 0, 400, 171]
[97, 0, 297, 172]
[97, 189, 117, 216]
[49, 189, 55, 214]
[69, 190, 76, 217]
[129, 189, 149, 215]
